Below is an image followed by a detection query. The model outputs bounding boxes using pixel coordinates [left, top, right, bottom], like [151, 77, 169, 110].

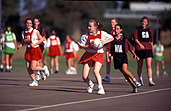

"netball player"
[154, 40, 168, 77]
[33, 17, 48, 80]
[78, 19, 114, 94]
[1, 26, 17, 72]
[103, 18, 118, 82]
[45, 29, 62, 74]
[109, 24, 140, 93]
[132, 16, 155, 86]
[17, 18, 49, 86]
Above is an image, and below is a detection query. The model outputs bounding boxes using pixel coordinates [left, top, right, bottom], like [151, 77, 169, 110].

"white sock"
[133, 78, 136, 81]
[0, 65, 3, 68]
[149, 78, 153, 82]
[163, 71, 166, 75]
[56, 67, 59, 71]
[9, 66, 12, 70]
[6, 66, 9, 70]
[98, 85, 103, 89]
[139, 77, 143, 81]
[89, 80, 93, 85]
[51, 69, 53, 73]
[156, 70, 159, 75]
[37, 71, 40, 75]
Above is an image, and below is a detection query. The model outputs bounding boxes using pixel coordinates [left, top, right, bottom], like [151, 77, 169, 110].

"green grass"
[12, 57, 171, 77]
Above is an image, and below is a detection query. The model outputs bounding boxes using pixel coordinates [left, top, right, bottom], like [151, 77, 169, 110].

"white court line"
[17, 87, 171, 111]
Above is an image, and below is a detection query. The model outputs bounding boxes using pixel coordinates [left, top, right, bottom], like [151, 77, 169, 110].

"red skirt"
[25, 47, 43, 61]
[79, 52, 104, 67]
[66, 52, 74, 59]
[48, 45, 62, 56]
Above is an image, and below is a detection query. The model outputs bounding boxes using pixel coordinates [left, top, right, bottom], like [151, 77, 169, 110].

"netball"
[93, 38, 103, 49]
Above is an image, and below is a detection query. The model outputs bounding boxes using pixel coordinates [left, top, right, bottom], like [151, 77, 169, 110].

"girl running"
[45, 29, 62, 74]
[17, 18, 49, 87]
[132, 16, 155, 86]
[78, 19, 114, 94]
[108, 24, 140, 93]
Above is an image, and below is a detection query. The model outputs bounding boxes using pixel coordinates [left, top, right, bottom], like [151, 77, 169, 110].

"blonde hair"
[89, 19, 103, 30]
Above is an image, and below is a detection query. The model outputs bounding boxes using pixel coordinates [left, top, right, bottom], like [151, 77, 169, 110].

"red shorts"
[25, 47, 43, 61]
[79, 52, 104, 67]
[65, 52, 74, 59]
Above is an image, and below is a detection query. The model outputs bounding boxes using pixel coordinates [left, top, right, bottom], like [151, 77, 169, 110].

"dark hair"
[115, 24, 122, 29]
[24, 18, 32, 24]
[89, 19, 103, 30]
[141, 16, 149, 24]
[33, 17, 40, 22]
[50, 29, 56, 35]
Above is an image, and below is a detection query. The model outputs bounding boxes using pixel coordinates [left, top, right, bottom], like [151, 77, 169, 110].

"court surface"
[0, 71, 170, 111]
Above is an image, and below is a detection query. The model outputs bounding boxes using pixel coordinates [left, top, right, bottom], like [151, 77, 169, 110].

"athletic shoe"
[70, 67, 77, 74]
[35, 74, 41, 81]
[149, 81, 155, 86]
[132, 85, 137, 93]
[43, 65, 49, 77]
[134, 81, 141, 88]
[5, 69, 10, 72]
[163, 71, 168, 78]
[41, 72, 46, 80]
[29, 81, 38, 87]
[87, 83, 94, 93]
[0, 68, 3, 72]
[102, 76, 110, 82]
[138, 80, 144, 86]
[54, 70, 58, 74]
[98, 87, 105, 95]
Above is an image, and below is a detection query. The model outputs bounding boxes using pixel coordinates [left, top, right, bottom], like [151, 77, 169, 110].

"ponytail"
[89, 19, 103, 31]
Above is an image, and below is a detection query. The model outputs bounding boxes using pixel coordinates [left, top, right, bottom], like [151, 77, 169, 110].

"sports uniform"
[47, 35, 62, 56]
[22, 27, 43, 61]
[132, 26, 153, 59]
[78, 31, 113, 67]
[154, 44, 164, 61]
[2, 31, 16, 54]
[107, 36, 133, 69]
[64, 40, 75, 60]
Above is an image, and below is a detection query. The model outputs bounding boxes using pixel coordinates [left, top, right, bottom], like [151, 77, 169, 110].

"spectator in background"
[154, 40, 168, 77]
[1, 26, 17, 72]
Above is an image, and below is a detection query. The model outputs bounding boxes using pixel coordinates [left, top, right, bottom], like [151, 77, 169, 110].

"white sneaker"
[138, 80, 144, 86]
[134, 81, 141, 88]
[98, 87, 105, 95]
[41, 72, 46, 80]
[43, 65, 49, 77]
[149, 81, 155, 86]
[35, 74, 41, 81]
[29, 81, 38, 87]
[65, 69, 73, 75]
[87, 83, 94, 93]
